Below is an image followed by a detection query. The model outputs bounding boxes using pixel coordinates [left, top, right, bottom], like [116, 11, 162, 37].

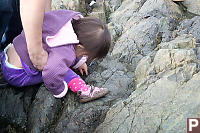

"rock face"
[1, 0, 200, 133]
[183, 0, 200, 15]
[52, 0, 80, 11]
[95, 0, 200, 132]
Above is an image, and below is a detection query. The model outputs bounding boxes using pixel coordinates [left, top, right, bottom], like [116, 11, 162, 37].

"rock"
[95, 47, 200, 133]
[95, 71, 200, 133]
[159, 34, 196, 49]
[178, 16, 200, 43]
[104, 0, 122, 21]
[0, 87, 26, 131]
[109, 0, 147, 27]
[135, 56, 152, 85]
[53, 55, 135, 132]
[153, 49, 197, 73]
[104, 0, 122, 14]
[52, 0, 80, 11]
[139, 0, 182, 18]
[0, 85, 39, 132]
[135, 47, 198, 86]
[54, 92, 109, 133]
[88, 11, 106, 23]
[27, 85, 62, 133]
[87, 0, 107, 23]
[183, 0, 200, 15]
[3, 0, 200, 132]
[93, 1, 200, 131]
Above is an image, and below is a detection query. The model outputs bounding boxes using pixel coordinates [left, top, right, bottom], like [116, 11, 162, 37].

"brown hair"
[72, 17, 111, 60]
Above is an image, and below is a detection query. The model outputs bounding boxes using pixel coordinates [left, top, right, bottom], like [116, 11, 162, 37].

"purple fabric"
[42, 44, 76, 95]
[9, 9, 84, 95]
[1, 51, 42, 87]
[64, 69, 79, 84]
[13, 10, 82, 70]
[0, 47, 78, 95]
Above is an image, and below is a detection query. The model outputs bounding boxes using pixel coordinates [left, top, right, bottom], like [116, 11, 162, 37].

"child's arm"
[42, 47, 108, 101]
[42, 46, 75, 98]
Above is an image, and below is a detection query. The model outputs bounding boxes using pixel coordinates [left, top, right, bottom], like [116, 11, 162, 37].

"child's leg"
[64, 69, 108, 103]
[1, 43, 43, 87]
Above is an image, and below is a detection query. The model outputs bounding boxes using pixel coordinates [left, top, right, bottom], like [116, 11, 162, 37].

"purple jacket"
[13, 10, 83, 95]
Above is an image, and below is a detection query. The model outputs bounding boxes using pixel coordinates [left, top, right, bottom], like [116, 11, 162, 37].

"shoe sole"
[79, 89, 109, 103]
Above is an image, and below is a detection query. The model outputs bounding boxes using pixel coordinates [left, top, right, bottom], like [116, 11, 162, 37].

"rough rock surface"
[95, 0, 200, 132]
[52, 0, 80, 11]
[183, 0, 200, 15]
[1, 0, 200, 133]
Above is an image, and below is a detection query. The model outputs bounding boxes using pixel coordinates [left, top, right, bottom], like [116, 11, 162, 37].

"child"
[1, 10, 111, 103]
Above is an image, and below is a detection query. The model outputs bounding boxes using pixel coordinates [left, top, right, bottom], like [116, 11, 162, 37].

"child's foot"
[77, 85, 108, 103]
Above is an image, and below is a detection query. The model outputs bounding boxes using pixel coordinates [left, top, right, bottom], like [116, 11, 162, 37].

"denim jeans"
[0, 0, 22, 50]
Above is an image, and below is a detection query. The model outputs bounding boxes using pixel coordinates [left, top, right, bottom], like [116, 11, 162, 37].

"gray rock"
[27, 85, 62, 133]
[52, 0, 80, 11]
[0, 88, 26, 131]
[3, 0, 200, 132]
[139, 0, 182, 18]
[54, 93, 109, 133]
[95, 46, 200, 133]
[94, 0, 200, 132]
[159, 34, 196, 49]
[178, 16, 200, 43]
[183, 0, 200, 15]
[87, 0, 107, 23]
[96, 71, 200, 133]
[104, 0, 122, 14]
[0, 85, 39, 132]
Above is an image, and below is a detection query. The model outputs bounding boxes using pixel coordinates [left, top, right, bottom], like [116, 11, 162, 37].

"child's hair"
[72, 17, 111, 60]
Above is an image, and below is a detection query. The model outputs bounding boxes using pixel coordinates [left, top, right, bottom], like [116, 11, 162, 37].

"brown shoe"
[77, 86, 109, 103]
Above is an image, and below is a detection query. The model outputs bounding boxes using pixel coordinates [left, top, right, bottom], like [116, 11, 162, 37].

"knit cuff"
[53, 81, 68, 98]
[72, 56, 88, 69]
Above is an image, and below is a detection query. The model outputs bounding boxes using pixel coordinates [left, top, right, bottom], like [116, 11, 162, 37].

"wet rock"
[27, 85, 62, 133]
[0, 85, 39, 132]
[0, 87, 26, 131]
[55, 93, 109, 133]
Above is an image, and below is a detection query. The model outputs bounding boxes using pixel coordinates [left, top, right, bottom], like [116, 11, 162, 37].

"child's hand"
[78, 63, 88, 76]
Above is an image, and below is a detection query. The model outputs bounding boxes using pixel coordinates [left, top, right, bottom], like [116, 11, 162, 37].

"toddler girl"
[1, 10, 111, 103]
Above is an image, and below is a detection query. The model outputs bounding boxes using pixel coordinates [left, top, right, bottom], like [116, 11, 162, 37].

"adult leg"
[0, 0, 13, 50]
[0, 0, 14, 87]
[1, 0, 22, 49]
[2, 0, 52, 48]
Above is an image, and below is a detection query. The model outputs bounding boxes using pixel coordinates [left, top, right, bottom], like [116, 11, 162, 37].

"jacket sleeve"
[72, 56, 88, 69]
[42, 46, 76, 97]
